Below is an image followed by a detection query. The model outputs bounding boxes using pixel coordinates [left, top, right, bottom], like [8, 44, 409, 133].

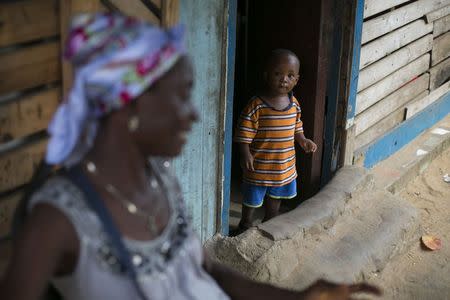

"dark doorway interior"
[229, 0, 339, 230]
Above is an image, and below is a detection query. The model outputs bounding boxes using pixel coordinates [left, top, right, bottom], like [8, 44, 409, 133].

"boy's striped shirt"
[235, 96, 303, 186]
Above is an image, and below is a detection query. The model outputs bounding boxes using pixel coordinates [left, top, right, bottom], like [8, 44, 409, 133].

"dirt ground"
[366, 147, 450, 300]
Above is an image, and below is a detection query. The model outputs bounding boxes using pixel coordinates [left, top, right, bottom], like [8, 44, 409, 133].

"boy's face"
[265, 55, 300, 95]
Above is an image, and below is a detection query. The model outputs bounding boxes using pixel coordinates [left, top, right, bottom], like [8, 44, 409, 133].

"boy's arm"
[239, 143, 254, 171]
[235, 100, 259, 171]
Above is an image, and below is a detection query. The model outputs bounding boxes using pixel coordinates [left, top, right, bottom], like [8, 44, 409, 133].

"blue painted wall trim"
[360, 92, 450, 168]
[221, 0, 237, 236]
[346, 0, 364, 128]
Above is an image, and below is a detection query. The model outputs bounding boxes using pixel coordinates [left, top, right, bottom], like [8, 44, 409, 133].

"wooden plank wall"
[0, 0, 61, 247]
[0, 0, 179, 270]
[353, 0, 450, 152]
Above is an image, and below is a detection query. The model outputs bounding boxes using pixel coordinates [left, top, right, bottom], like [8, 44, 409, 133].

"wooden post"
[161, 0, 179, 27]
[59, 0, 104, 98]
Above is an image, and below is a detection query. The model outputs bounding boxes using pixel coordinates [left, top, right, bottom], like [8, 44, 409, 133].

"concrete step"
[257, 165, 374, 241]
[208, 187, 420, 289]
[282, 189, 420, 289]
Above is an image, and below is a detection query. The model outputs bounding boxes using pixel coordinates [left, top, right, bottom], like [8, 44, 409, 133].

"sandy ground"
[366, 147, 450, 300]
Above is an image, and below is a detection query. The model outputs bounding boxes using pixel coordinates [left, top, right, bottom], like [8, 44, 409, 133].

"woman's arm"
[0, 204, 78, 300]
[204, 253, 381, 300]
[205, 258, 300, 300]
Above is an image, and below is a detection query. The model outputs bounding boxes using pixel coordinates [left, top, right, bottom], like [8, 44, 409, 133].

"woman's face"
[133, 56, 199, 157]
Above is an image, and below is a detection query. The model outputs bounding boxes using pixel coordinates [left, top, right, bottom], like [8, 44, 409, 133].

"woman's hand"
[301, 279, 382, 300]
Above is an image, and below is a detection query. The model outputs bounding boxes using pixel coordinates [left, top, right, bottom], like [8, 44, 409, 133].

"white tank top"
[28, 159, 229, 300]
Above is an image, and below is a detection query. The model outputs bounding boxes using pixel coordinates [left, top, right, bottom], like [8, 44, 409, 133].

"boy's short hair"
[265, 48, 300, 71]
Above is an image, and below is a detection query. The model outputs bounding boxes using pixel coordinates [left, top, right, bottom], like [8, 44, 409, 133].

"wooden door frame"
[220, 0, 351, 235]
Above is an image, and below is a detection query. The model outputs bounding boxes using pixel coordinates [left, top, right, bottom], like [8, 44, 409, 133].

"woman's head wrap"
[45, 13, 186, 166]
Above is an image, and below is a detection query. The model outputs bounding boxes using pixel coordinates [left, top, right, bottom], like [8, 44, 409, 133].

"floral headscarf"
[45, 13, 186, 166]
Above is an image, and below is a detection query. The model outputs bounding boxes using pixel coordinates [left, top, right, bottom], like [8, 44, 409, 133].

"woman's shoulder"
[28, 175, 99, 238]
[29, 176, 85, 210]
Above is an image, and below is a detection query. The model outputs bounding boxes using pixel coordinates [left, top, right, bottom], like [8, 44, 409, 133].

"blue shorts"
[242, 180, 297, 208]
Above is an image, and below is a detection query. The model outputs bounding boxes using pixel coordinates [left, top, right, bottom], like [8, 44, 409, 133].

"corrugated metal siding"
[175, 1, 228, 242]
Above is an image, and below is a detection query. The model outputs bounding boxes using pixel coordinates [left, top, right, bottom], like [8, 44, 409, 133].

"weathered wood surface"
[434, 14, 450, 37]
[0, 0, 59, 47]
[107, 0, 160, 24]
[0, 41, 60, 95]
[362, 0, 449, 44]
[355, 90, 430, 149]
[0, 241, 12, 276]
[405, 81, 450, 118]
[161, 0, 180, 27]
[360, 20, 433, 69]
[356, 54, 430, 114]
[426, 4, 450, 22]
[358, 35, 433, 92]
[355, 74, 429, 135]
[363, 0, 411, 19]
[429, 57, 450, 90]
[432, 31, 450, 65]
[0, 191, 22, 238]
[343, 125, 356, 166]
[0, 140, 47, 193]
[0, 88, 60, 143]
[60, 0, 106, 97]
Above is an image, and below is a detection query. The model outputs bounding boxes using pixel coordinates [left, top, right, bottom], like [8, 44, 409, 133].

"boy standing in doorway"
[234, 49, 317, 233]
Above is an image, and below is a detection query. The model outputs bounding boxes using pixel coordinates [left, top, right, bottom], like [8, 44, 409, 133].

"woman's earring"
[128, 116, 140, 132]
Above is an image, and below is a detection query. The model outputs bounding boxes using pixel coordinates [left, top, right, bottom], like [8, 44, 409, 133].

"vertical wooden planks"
[59, 0, 104, 97]
[433, 14, 450, 36]
[161, 0, 180, 27]
[431, 31, 450, 65]
[105, 0, 160, 24]
[429, 57, 450, 90]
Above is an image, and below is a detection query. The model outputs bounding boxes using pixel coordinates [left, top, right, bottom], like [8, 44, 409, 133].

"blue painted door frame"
[221, 0, 237, 235]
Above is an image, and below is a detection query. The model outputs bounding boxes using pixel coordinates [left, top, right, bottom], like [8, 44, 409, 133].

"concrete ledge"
[257, 166, 372, 241]
[208, 189, 420, 287]
[372, 114, 450, 194]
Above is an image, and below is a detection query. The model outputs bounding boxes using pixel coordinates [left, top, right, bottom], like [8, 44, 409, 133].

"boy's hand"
[241, 151, 255, 171]
[299, 138, 317, 153]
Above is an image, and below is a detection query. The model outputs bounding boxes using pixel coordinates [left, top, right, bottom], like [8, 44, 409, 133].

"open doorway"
[228, 0, 348, 231]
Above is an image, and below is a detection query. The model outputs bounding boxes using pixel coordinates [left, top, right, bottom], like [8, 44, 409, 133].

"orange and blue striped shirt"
[234, 96, 303, 187]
